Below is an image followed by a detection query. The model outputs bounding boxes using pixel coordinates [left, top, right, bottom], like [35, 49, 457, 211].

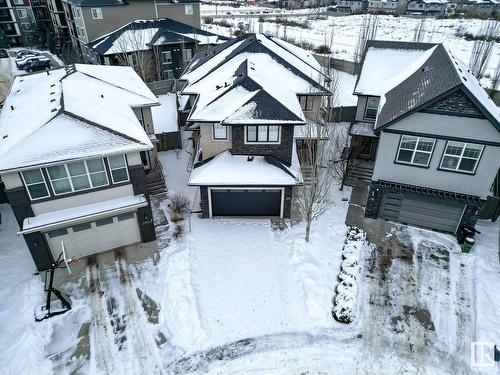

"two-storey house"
[349, 40, 500, 234]
[59, 0, 201, 62]
[0, 64, 160, 272]
[406, 0, 449, 15]
[178, 34, 330, 219]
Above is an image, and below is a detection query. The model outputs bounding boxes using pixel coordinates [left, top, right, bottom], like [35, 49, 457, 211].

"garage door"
[210, 189, 282, 217]
[44, 212, 141, 259]
[380, 192, 465, 233]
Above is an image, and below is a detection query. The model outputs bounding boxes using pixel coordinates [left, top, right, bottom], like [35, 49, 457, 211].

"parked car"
[16, 55, 41, 69]
[0, 49, 8, 58]
[15, 49, 39, 59]
[24, 57, 51, 72]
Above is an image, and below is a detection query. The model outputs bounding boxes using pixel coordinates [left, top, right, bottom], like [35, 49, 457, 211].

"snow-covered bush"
[332, 226, 366, 324]
[168, 193, 190, 222]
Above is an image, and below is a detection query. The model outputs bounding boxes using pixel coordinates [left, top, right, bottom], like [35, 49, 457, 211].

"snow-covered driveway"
[189, 219, 311, 348]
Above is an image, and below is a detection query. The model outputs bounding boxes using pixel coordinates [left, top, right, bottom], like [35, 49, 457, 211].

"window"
[161, 50, 172, 65]
[213, 123, 227, 140]
[17, 9, 27, 18]
[91, 7, 102, 19]
[13, 0, 23, 4]
[133, 107, 144, 127]
[440, 141, 483, 173]
[130, 53, 138, 66]
[107, 155, 129, 183]
[396, 135, 435, 167]
[117, 212, 135, 221]
[364, 96, 380, 120]
[184, 4, 193, 14]
[246, 125, 280, 143]
[21, 169, 50, 200]
[48, 228, 68, 238]
[298, 95, 313, 111]
[47, 158, 108, 195]
[182, 48, 192, 63]
[72, 222, 91, 232]
[95, 217, 113, 227]
[164, 69, 174, 80]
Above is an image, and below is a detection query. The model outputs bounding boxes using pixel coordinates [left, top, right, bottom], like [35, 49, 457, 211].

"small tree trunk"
[305, 216, 311, 242]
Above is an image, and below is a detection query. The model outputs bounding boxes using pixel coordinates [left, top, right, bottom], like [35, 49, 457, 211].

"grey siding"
[372, 112, 500, 199]
[354, 95, 371, 122]
[231, 125, 295, 166]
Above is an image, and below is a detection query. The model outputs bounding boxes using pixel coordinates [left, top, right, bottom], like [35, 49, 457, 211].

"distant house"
[406, 0, 449, 15]
[178, 34, 331, 219]
[87, 18, 227, 83]
[449, 0, 499, 17]
[0, 64, 163, 272]
[348, 40, 500, 234]
[368, 0, 401, 13]
[335, 0, 368, 12]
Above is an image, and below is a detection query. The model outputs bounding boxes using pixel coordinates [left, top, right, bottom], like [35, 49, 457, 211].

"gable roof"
[180, 34, 329, 125]
[0, 64, 159, 172]
[88, 18, 227, 54]
[375, 44, 500, 131]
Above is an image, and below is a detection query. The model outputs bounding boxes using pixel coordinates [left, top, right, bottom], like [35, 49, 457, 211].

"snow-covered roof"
[0, 64, 158, 172]
[181, 34, 330, 125]
[151, 93, 179, 133]
[374, 43, 500, 131]
[188, 151, 300, 186]
[354, 41, 437, 96]
[19, 194, 148, 234]
[88, 19, 227, 56]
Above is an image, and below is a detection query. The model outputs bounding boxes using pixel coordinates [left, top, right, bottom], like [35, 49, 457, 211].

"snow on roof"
[270, 37, 322, 72]
[354, 47, 434, 96]
[20, 194, 148, 233]
[188, 151, 299, 186]
[151, 93, 179, 133]
[102, 28, 159, 54]
[0, 64, 158, 172]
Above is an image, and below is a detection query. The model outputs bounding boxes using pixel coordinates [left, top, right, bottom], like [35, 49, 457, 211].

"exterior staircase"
[301, 165, 314, 185]
[347, 160, 375, 184]
[146, 159, 166, 196]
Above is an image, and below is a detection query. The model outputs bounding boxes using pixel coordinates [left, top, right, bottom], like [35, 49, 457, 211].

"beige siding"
[126, 152, 142, 166]
[355, 95, 371, 122]
[303, 96, 322, 122]
[156, 3, 201, 28]
[141, 107, 155, 134]
[1, 172, 23, 189]
[31, 184, 135, 215]
[372, 112, 500, 199]
[200, 123, 232, 159]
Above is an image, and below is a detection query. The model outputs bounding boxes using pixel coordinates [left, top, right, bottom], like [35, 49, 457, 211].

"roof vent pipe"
[101, 94, 104, 98]
[10, 105, 14, 111]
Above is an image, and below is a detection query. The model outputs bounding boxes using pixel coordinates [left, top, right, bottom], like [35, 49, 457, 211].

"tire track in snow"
[86, 262, 124, 375]
[115, 256, 164, 375]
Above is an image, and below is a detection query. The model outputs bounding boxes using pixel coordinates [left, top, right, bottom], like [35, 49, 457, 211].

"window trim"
[364, 96, 380, 121]
[184, 4, 193, 14]
[164, 69, 174, 80]
[91, 7, 102, 19]
[46, 159, 109, 196]
[244, 125, 281, 144]
[212, 123, 227, 140]
[438, 141, 484, 175]
[20, 169, 50, 201]
[394, 135, 436, 168]
[182, 48, 192, 63]
[298, 95, 313, 112]
[161, 50, 172, 65]
[107, 155, 130, 184]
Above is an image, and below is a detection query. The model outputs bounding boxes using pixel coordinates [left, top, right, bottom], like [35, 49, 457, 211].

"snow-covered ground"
[203, 15, 500, 86]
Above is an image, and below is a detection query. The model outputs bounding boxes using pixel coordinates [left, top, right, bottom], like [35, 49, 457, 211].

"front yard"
[0, 144, 498, 374]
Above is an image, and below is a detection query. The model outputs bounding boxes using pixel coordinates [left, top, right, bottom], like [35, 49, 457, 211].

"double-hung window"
[182, 49, 192, 63]
[107, 155, 129, 183]
[21, 169, 50, 200]
[213, 123, 227, 140]
[246, 125, 280, 143]
[47, 158, 108, 195]
[396, 135, 435, 167]
[184, 4, 193, 14]
[298, 95, 313, 111]
[364, 96, 380, 120]
[440, 141, 483, 173]
[161, 51, 172, 65]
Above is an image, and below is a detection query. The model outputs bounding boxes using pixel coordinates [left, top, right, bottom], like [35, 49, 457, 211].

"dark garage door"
[210, 189, 282, 217]
[380, 192, 465, 233]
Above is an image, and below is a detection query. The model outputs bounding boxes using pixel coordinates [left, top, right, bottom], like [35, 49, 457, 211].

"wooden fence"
[157, 131, 182, 151]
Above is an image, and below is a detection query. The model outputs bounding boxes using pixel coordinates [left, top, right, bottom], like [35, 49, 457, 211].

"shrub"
[168, 193, 190, 222]
[204, 16, 214, 24]
[173, 224, 184, 239]
[314, 44, 331, 54]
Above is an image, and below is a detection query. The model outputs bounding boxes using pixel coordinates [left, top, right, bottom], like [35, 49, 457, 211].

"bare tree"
[298, 32, 340, 242]
[469, 19, 499, 79]
[114, 24, 156, 82]
[354, 14, 378, 64]
[490, 60, 500, 95]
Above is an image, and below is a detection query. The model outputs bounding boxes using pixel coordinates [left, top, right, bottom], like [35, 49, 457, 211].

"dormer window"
[364, 96, 380, 120]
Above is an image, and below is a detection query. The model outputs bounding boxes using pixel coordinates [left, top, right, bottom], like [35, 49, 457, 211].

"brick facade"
[231, 125, 295, 166]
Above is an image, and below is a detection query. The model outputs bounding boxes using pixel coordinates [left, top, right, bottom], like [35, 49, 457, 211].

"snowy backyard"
[0, 132, 499, 374]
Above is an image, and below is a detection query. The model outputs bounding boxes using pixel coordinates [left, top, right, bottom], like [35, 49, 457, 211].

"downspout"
[153, 0, 158, 18]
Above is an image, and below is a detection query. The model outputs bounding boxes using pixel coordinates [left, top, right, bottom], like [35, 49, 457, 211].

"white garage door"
[45, 211, 141, 260]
